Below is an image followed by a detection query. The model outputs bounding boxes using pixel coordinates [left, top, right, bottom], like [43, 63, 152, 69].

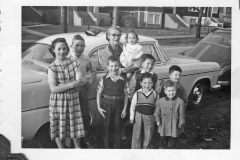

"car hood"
[169, 54, 200, 63]
[22, 67, 42, 84]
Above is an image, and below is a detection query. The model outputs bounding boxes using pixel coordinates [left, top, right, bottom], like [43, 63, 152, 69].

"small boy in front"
[122, 54, 161, 141]
[154, 80, 185, 149]
[160, 65, 188, 109]
[130, 72, 158, 149]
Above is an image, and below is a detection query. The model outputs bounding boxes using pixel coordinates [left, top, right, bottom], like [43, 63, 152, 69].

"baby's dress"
[48, 58, 85, 140]
[120, 43, 143, 68]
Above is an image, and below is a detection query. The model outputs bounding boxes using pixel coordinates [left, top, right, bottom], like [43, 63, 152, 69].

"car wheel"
[188, 81, 206, 109]
[34, 122, 58, 148]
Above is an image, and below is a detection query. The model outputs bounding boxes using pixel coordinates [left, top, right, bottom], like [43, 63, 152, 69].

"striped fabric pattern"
[48, 58, 85, 140]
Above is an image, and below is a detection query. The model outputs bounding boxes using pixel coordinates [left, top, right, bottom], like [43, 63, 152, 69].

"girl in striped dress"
[48, 38, 85, 148]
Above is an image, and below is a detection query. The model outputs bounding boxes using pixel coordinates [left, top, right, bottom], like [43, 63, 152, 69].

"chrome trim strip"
[22, 105, 49, 112]
[201, 41, 231, 48]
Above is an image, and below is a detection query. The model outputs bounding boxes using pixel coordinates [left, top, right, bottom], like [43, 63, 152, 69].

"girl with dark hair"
[48, 38, 85, 148]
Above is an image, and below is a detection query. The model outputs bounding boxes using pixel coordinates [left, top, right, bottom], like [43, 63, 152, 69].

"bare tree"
[62, 6, 68, 33]
[195, 7, 204, 38]
[112, 7, 118, 26]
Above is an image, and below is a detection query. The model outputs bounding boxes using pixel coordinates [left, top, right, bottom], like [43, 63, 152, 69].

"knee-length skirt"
[49, 89, 85, 140]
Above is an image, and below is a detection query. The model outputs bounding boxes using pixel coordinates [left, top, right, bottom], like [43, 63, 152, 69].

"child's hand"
[130, 118, 134, 124]
[121, 109, 127, 118]
[98, 107, 106, 118]
[72, 80, 82, 88]
[157, 122, 161, 126]
[178, 124, 182, 129]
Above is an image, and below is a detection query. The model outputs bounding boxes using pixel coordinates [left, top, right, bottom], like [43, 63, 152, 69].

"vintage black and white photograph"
[21, 6, 231, 149]
[1, 0, 240, 159]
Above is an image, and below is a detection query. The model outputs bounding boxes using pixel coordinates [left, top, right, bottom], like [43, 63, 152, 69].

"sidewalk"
[22, 24, 208, 43]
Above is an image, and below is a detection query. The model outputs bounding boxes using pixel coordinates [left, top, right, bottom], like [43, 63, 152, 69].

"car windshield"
[156, 42, 170, 62]
[22, 43, 54, 64]
[22, 43, 54, 73]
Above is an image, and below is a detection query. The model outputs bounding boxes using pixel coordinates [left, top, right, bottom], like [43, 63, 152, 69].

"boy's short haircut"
[141, 54, 155, 63]
[72, 34, 85, 44]
[169, 65, 182, 74]
[163, 80, 177, 90]
[107, 56, 119, 65]
[140, 72, 154, 82]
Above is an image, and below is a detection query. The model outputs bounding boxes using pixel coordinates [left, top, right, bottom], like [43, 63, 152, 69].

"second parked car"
[178, 28, 231, 87]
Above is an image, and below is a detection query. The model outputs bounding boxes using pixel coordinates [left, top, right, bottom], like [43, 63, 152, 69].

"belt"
[102, 94, 124, 100]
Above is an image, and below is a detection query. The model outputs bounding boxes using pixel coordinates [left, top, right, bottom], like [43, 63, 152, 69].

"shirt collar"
[141, 88, 154, 96]
[165, 95, 177, 101]
[140, 69, 153, 74]
[70, 52, 83, 60]
[106, 73, 124, 82]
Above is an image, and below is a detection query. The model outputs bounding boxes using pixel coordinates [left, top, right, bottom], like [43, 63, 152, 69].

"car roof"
[36, 32, 157, 54]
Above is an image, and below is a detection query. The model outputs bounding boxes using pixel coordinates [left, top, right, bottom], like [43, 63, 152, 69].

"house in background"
[22, 6, 231, 29]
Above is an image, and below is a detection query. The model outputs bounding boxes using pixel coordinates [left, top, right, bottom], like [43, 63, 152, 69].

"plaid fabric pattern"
[48, 58, 85, 140]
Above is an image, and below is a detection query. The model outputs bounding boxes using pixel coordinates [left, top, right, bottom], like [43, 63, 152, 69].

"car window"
[141, 44, 161, 63]
[199, 45, 231, 65]
[202, 34, 231, 47]
[22, 44, 54, 64]
[188, 43, 212, 58]
[89, 46, 105, 71]
[90, 50, 102, 71]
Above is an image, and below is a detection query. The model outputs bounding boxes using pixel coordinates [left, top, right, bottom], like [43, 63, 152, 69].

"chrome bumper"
[211, 84, 221, 91]
[218, 81, 230, 86]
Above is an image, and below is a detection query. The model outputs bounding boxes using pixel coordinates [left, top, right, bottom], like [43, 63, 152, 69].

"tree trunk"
[196, 7, 204, 38]
[161, 7, 165, 29]
[62, 6, 68, 33]
[112, 7, 118, 26]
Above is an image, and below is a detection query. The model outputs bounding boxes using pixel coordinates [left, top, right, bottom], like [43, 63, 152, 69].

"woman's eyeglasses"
[110, 34, 122, 38]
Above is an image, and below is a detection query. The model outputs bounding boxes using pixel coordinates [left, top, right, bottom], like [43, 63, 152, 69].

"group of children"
[48, 28, 187, 149]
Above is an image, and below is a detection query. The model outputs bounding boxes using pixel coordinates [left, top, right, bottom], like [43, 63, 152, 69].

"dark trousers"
[101, 99, 123, 149]
[159, 136, 177, 149]
[79, 84, 90, 131]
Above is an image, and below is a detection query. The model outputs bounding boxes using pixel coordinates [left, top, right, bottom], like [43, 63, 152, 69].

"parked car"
[22, 32, 221, 147]
[178, 28, 231, 87]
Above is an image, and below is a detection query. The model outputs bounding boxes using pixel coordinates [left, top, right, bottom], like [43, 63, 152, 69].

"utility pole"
[62, 6, 68, 33]
[112, 7, 118, 26]
[196, 7, 204, 38]
[161, 7, 165, 29]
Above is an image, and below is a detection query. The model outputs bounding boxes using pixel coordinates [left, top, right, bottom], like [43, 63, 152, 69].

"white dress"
[120, 43, 143, 68]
